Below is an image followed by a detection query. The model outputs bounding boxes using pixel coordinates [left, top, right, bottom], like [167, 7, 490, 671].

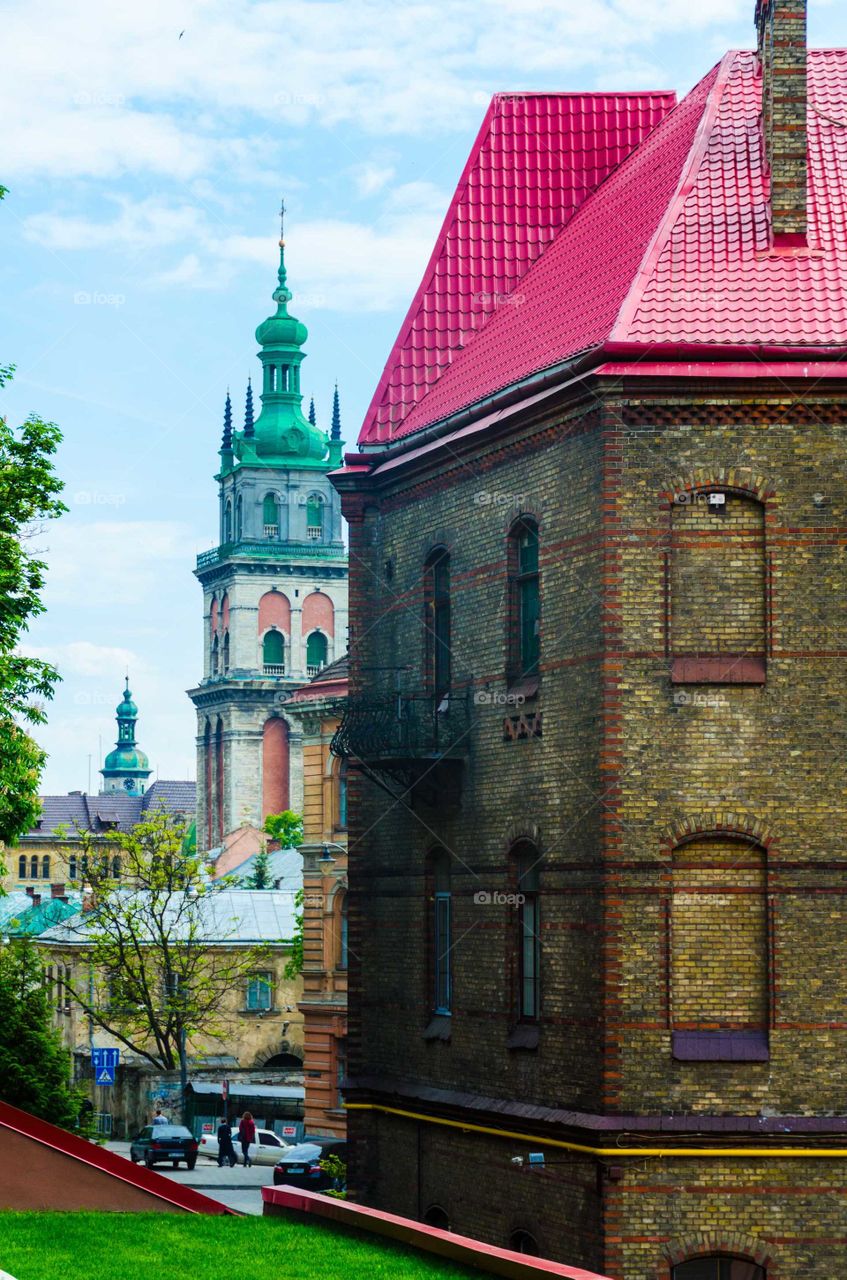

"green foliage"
[0, 1213, 479, 1280]
[320, 1150, 347, 1198]
[0, 937, 86, 1130]
[64, 812, 270, 1070]
[243, 843, 272, 889]
[284, 886, 304, 980]
[0, 251, 67, 860]
[263, 809, 304, 848]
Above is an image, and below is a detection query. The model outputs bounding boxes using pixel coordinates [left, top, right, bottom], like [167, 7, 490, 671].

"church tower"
[188, 219, 348, 852]
[100, 680, 152, 795]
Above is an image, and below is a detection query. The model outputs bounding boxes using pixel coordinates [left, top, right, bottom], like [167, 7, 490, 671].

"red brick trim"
[657, 1231, 781, 1279]
[659, 815, 776, 856]
[659, 468, 777, 510]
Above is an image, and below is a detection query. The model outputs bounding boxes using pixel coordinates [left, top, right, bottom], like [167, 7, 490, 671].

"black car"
[130, 1124, 198, 1170]
[273, 1137, 347, 1190]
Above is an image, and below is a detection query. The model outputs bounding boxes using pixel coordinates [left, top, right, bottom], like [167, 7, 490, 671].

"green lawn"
[0, 1212, 481, 1280]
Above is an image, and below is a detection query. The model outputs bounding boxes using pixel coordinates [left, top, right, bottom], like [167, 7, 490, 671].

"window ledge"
[422, 1015, 452, 1043]
[507, 1023, 540, 1051]
[672, 1030, 769, 1062]
[671, 655, 766, 685]
[239, 1007, 279, 1017]
[506, 676, 540, 703]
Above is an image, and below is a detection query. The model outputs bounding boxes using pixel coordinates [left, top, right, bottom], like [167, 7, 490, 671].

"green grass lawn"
[0, 1212, 481, 1280]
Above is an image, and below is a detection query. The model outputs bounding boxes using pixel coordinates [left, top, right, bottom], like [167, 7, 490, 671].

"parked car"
[273, 1137, 347, 1190]
[198, 1127, 291, 1165]
[130, 1124, 198, 1170]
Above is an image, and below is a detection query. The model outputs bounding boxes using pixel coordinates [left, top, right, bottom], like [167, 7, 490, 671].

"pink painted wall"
[262, 717, 290, 819]
[210, 596, 219, 634]
[259, 590, 291, 635]
[302, 590, 334, 637]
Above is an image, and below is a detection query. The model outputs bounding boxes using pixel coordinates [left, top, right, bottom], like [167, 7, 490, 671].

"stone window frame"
[422, 545, 452, 701]
[660, 817, 776, 1063]
[658, 1232, 780, 1280]
[660, 471, 776, 687]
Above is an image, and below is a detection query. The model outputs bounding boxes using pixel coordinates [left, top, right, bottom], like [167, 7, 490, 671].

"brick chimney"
[756, 0, 808, 244]
[50, 883, 66, 900]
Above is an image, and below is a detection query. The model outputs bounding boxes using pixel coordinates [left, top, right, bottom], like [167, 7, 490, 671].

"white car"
[198, 1127, 291, 1165]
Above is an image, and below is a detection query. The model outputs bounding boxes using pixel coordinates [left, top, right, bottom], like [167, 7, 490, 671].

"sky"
[2, 0, 846, 795]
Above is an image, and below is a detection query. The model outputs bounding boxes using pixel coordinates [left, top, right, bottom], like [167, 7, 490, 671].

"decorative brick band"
[659, 814, 775, 856]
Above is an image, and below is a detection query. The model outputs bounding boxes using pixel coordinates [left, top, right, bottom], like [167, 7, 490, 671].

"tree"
[263, 809, 303, 848]
[0, 191, 67, 866]
[61, 812, 272, 1070]
[284, 887, 304, 981]
[0, 936, 84, 1130]
[243, 843, 272, 889]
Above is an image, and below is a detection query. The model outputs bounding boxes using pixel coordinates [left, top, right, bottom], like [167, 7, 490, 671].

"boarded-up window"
[671, 838, 767, 1030]
[670, 491, 765, 682]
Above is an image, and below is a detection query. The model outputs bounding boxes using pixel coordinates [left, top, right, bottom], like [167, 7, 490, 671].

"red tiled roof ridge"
[359, 88, 677, 446]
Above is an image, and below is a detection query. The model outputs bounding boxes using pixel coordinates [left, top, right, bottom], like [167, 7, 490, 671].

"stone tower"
[188, 227, 348, 852]
[100, 680, 152, 795]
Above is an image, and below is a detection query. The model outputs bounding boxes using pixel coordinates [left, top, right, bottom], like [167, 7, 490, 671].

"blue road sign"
[91, 1048, 120, 1069]
[95, 1066, 116, 1086]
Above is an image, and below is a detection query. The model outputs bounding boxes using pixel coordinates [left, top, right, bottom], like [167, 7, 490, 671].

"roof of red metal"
[361, 50, 847, 448]
[358, 90, 676, 446]
[0, 1099, 234, 1215]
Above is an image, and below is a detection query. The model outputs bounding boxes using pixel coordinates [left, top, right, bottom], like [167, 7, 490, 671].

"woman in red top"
[238, 1111, 256, 1167]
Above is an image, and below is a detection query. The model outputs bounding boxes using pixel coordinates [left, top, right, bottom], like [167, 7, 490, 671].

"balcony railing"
[196, 540, 347, 570]
[306, 526, 321, 540]
[263, 664, 286, 676]
[306, 664, 323, 677]
[264, 524, 279, 538]
[331, 692, 470, 764]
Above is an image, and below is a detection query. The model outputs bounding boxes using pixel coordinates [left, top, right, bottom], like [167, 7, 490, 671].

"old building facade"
[285, 657, 348, 1137]
[333, 4, 847, 1277]
[188, 230, 348, 853]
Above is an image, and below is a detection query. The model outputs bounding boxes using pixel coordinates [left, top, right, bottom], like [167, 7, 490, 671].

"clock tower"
[100, 680, 153, 795]
[188, 220, 348, 852]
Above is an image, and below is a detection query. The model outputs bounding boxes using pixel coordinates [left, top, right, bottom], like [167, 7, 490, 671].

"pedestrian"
[152, 1107, 168, 1126]
[237, 1111, 256, 1167]
[217, 1117, 237, 1168]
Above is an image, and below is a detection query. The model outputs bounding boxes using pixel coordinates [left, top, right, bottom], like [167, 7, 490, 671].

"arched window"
[235, 494, 243, 540]
[423, 1205, 450, 1231]
[18, 854, 26, 878]
[514, 843, 541, 1021]
[670, 489, 766, 683]
[673, 1259, 765, 1279]
[671, 838, 768, 1059]
[306, 630, 328, 675]
[263, 629, 285, 674]
[430, 849, 452, 1015]
[222, 631, 230, 673]
[211, 634, 219, 675]
[268, 365, 276, 392]
[337, 759, 348, 830]
[210, 596, 219, 637]
[508, 517, 540, 683]
[30, 855, 39, 879]
[338, 893, 348, 970]
[224, 499, 232, 543]
[263, 492, 279, 537]
[68, 854, 77, 881]
[306, 494, 324, 540]
[509, 1231, 540, 1257]
[424, 548, 451, 699]
[42, 855, 50, 879]
[112, 856, 121, 880]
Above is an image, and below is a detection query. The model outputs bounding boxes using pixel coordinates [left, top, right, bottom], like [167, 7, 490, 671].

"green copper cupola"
[100, 679, 152, 795]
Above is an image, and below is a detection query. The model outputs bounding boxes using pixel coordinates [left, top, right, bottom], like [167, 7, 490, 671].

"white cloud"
[352, 163, 396, 198]
[40, 519, 193, 606]
[24, 640, 140, 679]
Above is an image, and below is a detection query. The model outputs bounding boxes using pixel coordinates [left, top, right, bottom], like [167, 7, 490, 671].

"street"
[106, 1141, 274, 1215]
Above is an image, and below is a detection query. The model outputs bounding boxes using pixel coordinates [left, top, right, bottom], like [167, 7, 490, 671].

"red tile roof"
[358, 91, 676, 446]
[358, 50, 847, 450]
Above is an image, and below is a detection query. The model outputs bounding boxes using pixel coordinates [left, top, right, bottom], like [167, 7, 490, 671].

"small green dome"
[116, 687, 138, 718]
[103, 744, 150, 772]
[255, 310, 308, 348]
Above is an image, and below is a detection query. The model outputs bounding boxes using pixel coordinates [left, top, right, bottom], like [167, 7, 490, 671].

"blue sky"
[2, 0, 845, 794]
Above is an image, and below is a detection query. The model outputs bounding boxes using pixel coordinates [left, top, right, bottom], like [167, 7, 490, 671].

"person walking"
[152, 1108, 168, 1126]
[216, 1117, 237, 1168]
[237, 1111, 256, 1167]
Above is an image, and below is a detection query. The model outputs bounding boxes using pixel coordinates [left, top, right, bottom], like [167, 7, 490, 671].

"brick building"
[332, 4, 847, 1277]
[285, 656, 348, 1137]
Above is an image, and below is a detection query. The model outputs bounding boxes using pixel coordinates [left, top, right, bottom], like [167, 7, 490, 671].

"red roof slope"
[359, 91, 676, 446]
[367, 50, 847, 446]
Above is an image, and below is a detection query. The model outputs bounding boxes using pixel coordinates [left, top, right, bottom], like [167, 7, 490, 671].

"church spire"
[308, 396, 316, 426]
[244, 377, 255, 437]
[331, 383, 341, 441]
[100, 678, 152, 795]
[221, 390, 233, 450]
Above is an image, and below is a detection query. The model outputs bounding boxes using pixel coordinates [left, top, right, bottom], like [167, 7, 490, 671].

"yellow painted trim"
[345, 1102, 847, 1158]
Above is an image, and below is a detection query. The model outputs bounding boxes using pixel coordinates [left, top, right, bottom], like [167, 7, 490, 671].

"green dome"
[116, 688, 138, 718]
[103, 744, 150, 772]
[255, 310, 308, 348]
[100, 679, 152, 792]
